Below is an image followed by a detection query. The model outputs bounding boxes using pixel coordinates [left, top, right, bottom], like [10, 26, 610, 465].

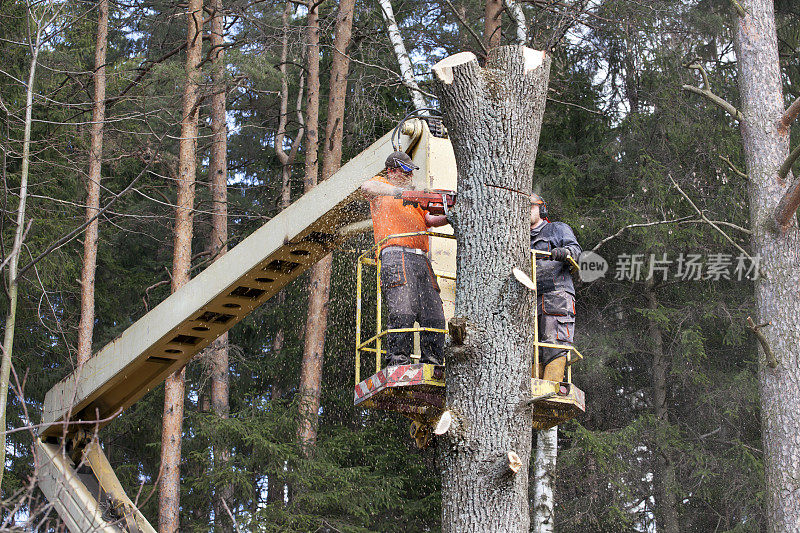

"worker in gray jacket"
[530, 193, 582, 381]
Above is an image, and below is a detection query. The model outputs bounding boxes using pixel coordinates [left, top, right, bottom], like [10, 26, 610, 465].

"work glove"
[550, 247, 570, 262]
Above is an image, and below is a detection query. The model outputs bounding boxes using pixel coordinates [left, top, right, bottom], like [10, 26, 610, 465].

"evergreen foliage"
[0, 0, 784, 530]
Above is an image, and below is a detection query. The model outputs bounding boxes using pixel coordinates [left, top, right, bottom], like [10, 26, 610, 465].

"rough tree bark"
[733, 3, 800, 530]
[302, 0, 320, 195]
[645, 281, 679, 533]
[376, 0, 427, 109]
[76, 0, 108, 367]
[532, 427, 557, 532]
[207, 0, 231, 529]
[295, 0, 321, 454]
[159, 1, 202, 530]
[484, 0, 502, 51]
[296, 0, 356, 453]
[432, 45, 550, 532]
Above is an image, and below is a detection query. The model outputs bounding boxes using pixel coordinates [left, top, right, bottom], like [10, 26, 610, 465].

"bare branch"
[17, 155, 156, 279]
[746, 316, 777, 368]
[0, 219, 33, 275]
[441, 0, 488, 58]
[778, 96, 800, 135]
[0, 406, 124, 437]
[330, 46, 436, 100]
[773, 169, 800, 230]
[106, 43, 187, 109]
[682, 84, 743, 122]
[668, 173, 753, 260]
[591, 216, 695, 252]
[220, 498, 243, 533]
[544, 0, 592, 50]
[547, 91, 604, 115]
[719, 154, 747, 178]
[700, 219, 752, 235]
[686, 59, 710, 90]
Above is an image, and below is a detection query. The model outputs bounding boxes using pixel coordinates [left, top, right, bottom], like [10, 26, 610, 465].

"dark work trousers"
[380, 248, 446, 365]
[536, 289, 576, 366]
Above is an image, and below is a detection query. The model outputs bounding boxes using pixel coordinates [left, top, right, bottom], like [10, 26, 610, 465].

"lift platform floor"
[530, 378, 586, 430]
[354, 363, 445, 420]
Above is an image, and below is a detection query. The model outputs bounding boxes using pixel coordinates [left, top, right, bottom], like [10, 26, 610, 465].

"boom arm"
[40, 123, 423, 438]
[35, 120, 445, 533]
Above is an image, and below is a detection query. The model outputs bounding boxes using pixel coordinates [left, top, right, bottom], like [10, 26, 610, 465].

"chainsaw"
[400, 189, 457, 216]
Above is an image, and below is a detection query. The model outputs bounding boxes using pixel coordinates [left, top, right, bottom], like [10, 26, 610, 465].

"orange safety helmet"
[530, 193, 548, 219]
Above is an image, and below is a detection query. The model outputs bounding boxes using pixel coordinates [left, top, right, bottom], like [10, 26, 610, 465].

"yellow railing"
[355, 232, 455, 385]
[532, 249, 584, 383]
[354, 235, 582, 385]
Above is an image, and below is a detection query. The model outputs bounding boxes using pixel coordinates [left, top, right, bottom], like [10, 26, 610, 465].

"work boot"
[542, 356, 567, 382]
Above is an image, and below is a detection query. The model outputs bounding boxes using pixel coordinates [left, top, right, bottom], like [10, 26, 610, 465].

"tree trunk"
[432, 46, 550, 533]
[532, 427, 557, 532]
[0, 16, 42, 493]
[302, 0, 320, 195]
[376, 0, 427, 110]
[733, 3, 800, 530]
[159, 1, 202, 530]
[76, 0, 108, 367]
[276, 0, 305, 208]
[208, 0, 231, 530]
[502, 0, 526, 46]
[484, 0, 502, 50]
[645, 281, 679, 533]
[296, 0, 320, 454]
[271, 2, 301, 502]
[296, 0, 356, 453]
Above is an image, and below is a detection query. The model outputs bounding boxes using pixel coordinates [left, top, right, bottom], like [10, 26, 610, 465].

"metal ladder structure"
[35, 119, 445, 532]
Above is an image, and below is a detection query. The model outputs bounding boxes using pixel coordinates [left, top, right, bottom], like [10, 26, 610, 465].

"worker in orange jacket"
[361, 151, 449, 366]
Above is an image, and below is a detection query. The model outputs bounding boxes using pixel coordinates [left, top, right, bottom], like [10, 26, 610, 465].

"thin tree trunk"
[302, 0, 320, 195]
[76, 0, 108, 367]
[432, 46, 550, 532]
[532, 427, 557, 532]
[376, 0, 427, 109]
[645, 281, 679, 533]
[276, 0, 305, 208]
[484, 0, 502, 50]
[733, 3, 800, 530]
[0, 15, 42, 494]
[295, 0, 320, 456]
[159, 1, 202, 530]
[264, 0, 304, 508]
[296, 0, 356, 454]
[208, 0, 231, 530]
[502, 0, 526, 46]
[294, 0, 319, 459]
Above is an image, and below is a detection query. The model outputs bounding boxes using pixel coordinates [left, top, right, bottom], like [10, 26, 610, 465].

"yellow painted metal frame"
[355, 231, 455, 385]
[354, 236, 587, 432]
[355, 239, 584, 385]
[531, 249, 584, 384]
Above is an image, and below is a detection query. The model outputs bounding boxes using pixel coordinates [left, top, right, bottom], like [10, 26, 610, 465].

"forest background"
[0, 0, 792, 530]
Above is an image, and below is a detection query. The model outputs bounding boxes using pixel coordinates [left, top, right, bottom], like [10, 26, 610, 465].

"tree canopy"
[0, 0, 792, 530]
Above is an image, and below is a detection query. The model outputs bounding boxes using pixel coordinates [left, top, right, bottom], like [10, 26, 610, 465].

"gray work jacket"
[530, 220, 582, 296]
